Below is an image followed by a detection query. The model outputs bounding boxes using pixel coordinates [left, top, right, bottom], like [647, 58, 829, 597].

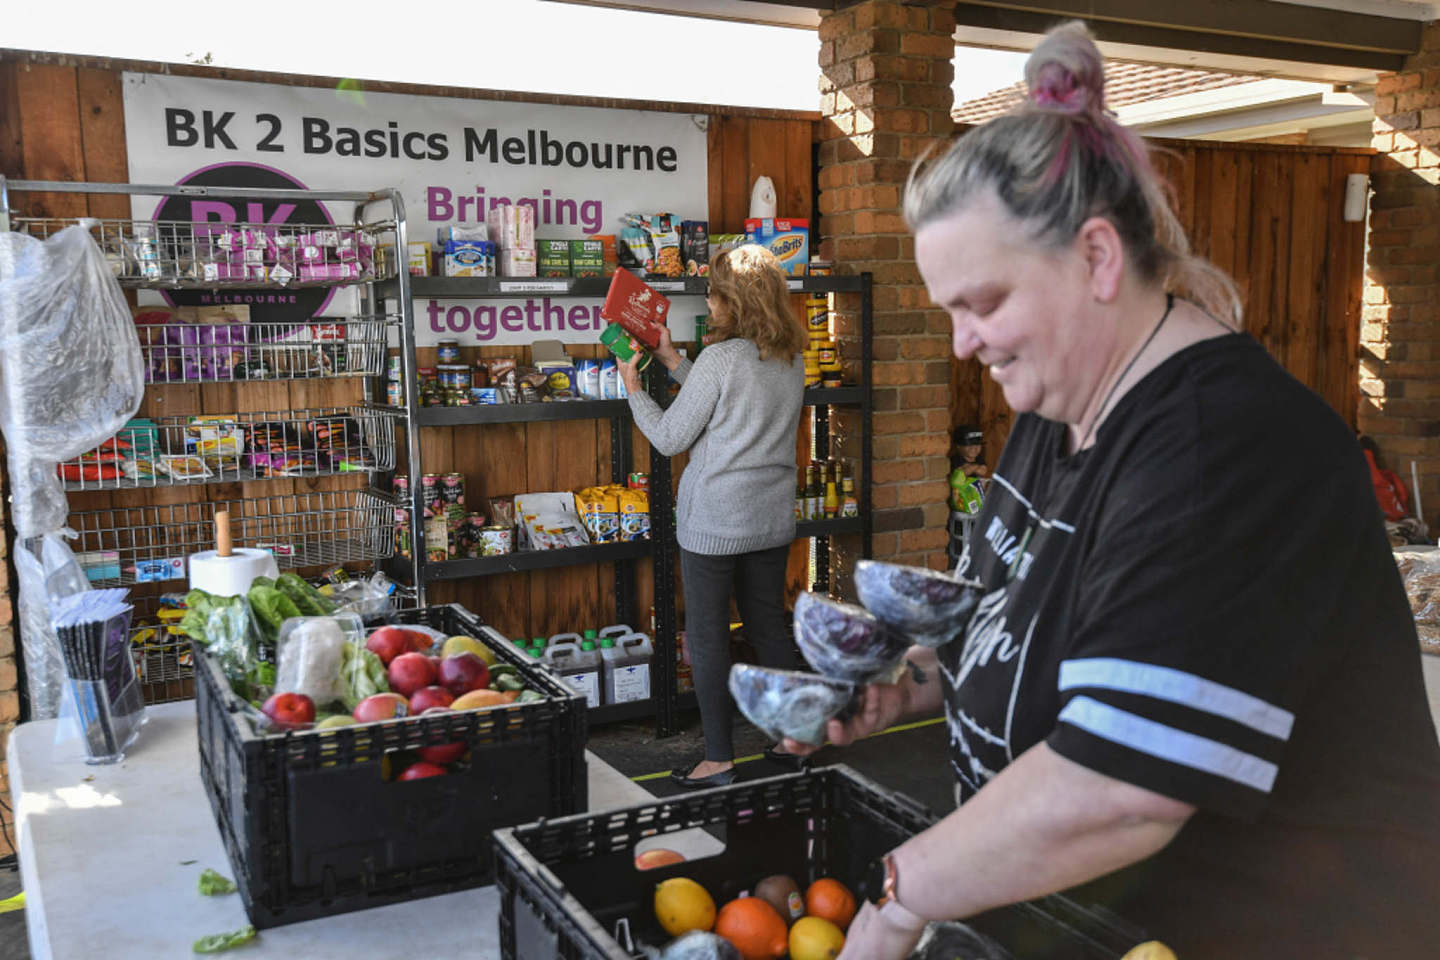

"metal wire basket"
[59, 405, 402, 491]
[9, 216, 397, 288]
[131, 314, 395, 383]
[68, 489, 397, 588]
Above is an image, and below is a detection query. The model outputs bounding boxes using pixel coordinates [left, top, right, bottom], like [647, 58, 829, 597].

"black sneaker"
[669, 763, 737, 789]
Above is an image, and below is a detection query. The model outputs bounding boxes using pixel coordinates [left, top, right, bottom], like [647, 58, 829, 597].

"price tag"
[649, 281, 686, 292]
[499, 280, 569, 294]
[787, 279, 803, 291]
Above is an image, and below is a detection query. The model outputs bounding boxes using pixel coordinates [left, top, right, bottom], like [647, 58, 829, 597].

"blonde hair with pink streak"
[905, 20, 1242, 328]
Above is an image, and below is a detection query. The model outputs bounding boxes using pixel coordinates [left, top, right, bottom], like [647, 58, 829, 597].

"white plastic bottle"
[544, 640, 602, 708]
[601, 632, 653, 704]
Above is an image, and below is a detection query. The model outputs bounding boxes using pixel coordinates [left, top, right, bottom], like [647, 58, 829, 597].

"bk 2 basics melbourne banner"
[122, 72, 709, 345]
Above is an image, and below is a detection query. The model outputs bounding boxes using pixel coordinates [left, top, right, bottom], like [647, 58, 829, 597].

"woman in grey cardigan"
[618, 244, 808, 788]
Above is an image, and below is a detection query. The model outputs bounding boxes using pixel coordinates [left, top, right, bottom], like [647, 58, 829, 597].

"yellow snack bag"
[617, 488, 650, 541]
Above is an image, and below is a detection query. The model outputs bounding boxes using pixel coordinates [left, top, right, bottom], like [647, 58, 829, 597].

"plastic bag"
[329, 572, 397, 621]
[207, 601, 272, 703]
[15, 532, 89, 718]
[274, 613, 364, 708]
[0, 223, 145, 538]
[1395, 547, 1440, 655]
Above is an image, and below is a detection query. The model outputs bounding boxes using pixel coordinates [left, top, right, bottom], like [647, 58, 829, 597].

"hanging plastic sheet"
[0, 223, 145, 717]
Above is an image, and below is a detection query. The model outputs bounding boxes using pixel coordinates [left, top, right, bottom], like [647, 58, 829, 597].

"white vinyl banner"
[121, 72, 709, 345]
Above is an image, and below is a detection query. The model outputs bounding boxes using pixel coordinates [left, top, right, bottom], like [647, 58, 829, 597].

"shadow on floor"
[0, 866, 27, 960]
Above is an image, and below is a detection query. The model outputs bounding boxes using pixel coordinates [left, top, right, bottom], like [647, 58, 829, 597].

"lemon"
[789, 915, 845, 960]
[443, 635, 495, 665]
[654, 877, 716, 937]
[1121, 942, 1178, 960]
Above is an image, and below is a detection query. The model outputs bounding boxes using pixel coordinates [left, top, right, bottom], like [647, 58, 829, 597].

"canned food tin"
[480, 525, 513, 556]
[387, 354, 403, 381]
[437, 339, 460, 364]
[628, 472, 649, 491]
[441, 472, 465, 505]
[421, 474, 441, 510]
[393, 475, 409, 500]
[386, 380, 404, 407]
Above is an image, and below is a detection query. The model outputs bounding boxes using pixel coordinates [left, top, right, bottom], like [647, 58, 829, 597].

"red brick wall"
[818, 0, 955, 576]
[1363, 21, 1440, 515]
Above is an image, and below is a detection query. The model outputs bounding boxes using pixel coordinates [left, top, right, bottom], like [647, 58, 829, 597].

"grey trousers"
[680, 544, 798, 761]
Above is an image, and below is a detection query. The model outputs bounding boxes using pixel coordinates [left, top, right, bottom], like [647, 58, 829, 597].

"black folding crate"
[194, 603, 588, 928]
[492, 764, 1148, 960]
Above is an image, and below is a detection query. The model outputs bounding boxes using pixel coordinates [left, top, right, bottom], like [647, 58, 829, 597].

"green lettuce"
[197, 868, 236, 896]
[192, 926, 255, 953]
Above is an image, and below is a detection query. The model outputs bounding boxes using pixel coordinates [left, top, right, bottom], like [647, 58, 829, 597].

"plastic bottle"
[548, 631, 582, 648]
[599, 624, 634, 641]
[824, 476, 839, 518]
[544, 641, 602, 708]
[601, 632, 654, 704]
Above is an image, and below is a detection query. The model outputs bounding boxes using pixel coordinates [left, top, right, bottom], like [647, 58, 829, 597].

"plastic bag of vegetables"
[205, 601, 272, 702]
[338, 639, 390, 711]
[273, 613, 363, 708]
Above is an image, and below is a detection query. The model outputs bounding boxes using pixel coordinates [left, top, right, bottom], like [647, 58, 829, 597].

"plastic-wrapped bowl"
[792, 591, 911, 684]
[727, 664, 857, 746]
[854, 559, 983, 647]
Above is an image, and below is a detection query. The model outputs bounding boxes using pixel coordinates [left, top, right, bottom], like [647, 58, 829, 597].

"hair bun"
[1024, 20, 1105, 115]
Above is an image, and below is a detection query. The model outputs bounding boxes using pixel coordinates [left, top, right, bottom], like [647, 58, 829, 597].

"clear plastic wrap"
[1, 224, 145, 718]
[0, 223, 145, 537]
[274, 613, 364, 708]
[1395, 547, 1440, 655]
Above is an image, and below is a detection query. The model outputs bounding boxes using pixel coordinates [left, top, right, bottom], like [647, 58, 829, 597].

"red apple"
[352, 692, 409, 724]
[388, 652, 439, 698]
[398, 761, 447, 781]
[409, 685, 455, 714]
[366, 626, 414, 666]
[437, 652, 490, 697]
[635, 848, 686, 870]
[418, 741, 467, 765]
[261, 692, 316, 729]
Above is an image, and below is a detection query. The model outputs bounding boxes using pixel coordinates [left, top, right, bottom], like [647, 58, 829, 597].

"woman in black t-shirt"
[786, 20, 1440, 960]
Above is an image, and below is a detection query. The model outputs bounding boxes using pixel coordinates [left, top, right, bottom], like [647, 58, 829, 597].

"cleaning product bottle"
[548, 630, 583, 648]
[602, 632, 654, 704]
[579, 639, 604, 705]
[599, 624, 634, 641]
[544, 641, 601, 708]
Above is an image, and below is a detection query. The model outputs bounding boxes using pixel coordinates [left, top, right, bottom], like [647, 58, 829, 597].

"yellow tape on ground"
[0, 892, 25, 915]
[630, 717, 946, 782]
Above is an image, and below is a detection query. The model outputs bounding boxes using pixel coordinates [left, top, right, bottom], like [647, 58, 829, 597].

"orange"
[804, 878, 857, 932]
[714, 896, 788, 960]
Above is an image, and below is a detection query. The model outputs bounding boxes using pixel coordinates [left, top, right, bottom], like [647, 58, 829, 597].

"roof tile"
[951, 61, 1254, 124]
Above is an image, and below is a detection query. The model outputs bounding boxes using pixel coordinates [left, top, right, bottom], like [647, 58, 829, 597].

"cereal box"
[745, 217, 810, 276]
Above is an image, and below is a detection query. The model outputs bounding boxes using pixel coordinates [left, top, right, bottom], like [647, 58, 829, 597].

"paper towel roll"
[188, 548, 280, 597]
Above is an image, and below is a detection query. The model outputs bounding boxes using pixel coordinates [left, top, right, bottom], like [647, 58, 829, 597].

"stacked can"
[386, 354, 404, 407]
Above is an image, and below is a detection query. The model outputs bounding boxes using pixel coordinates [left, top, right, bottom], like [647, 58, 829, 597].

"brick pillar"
[818, 0, 955, 577]
[1363, 22, 1440, 520]
[0, 456, 15, 858]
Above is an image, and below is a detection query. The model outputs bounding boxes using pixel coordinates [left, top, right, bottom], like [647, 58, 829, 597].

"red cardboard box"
[600, 268, 671, 350]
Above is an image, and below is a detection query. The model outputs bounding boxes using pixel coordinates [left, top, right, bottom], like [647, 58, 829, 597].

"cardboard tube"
[215, 510, 232, 558]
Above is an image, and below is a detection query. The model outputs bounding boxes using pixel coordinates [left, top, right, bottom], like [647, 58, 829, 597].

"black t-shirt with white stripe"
[944, 333, 1440, 957]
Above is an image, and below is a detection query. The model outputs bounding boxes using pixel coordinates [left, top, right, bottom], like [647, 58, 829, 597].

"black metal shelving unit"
[387, 272, 872, 738]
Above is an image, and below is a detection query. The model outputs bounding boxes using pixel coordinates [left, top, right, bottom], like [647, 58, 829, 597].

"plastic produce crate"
[492, 764, 1147, 960]
[194, 603, 587, 928]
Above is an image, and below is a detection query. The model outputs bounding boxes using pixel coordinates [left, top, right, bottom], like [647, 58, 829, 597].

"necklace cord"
[1077, 293, 1175, 452]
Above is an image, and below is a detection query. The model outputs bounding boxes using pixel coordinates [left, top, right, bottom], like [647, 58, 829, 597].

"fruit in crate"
[398, 761, 447, 780]
[452, 688, 513, 711]
[438, 652, 491, 696]
[727, 664, 857, 747]
[1120, 943, 1178, 960]
[853, 559, 983, 647]
[366, 626, 423, 665]
[418, 740, 467, 765]
[409, 685, 455, 713]
[792, 592, 911, 685]
[315, 715, 355, 730]
[352, 692, 409, 724]
[788, 916, 845, 960]
[658, 931, 742, 960]
[442, 635, 495, 665]
[713, 897, 788, 960]
[752, 875, 804, 924]
[388, 652, 439, 697]
[260, 692, 315, 729]
[635, 848, 686, 870]
[804, 879, 856, 931]
[654, 877, 717, 937]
